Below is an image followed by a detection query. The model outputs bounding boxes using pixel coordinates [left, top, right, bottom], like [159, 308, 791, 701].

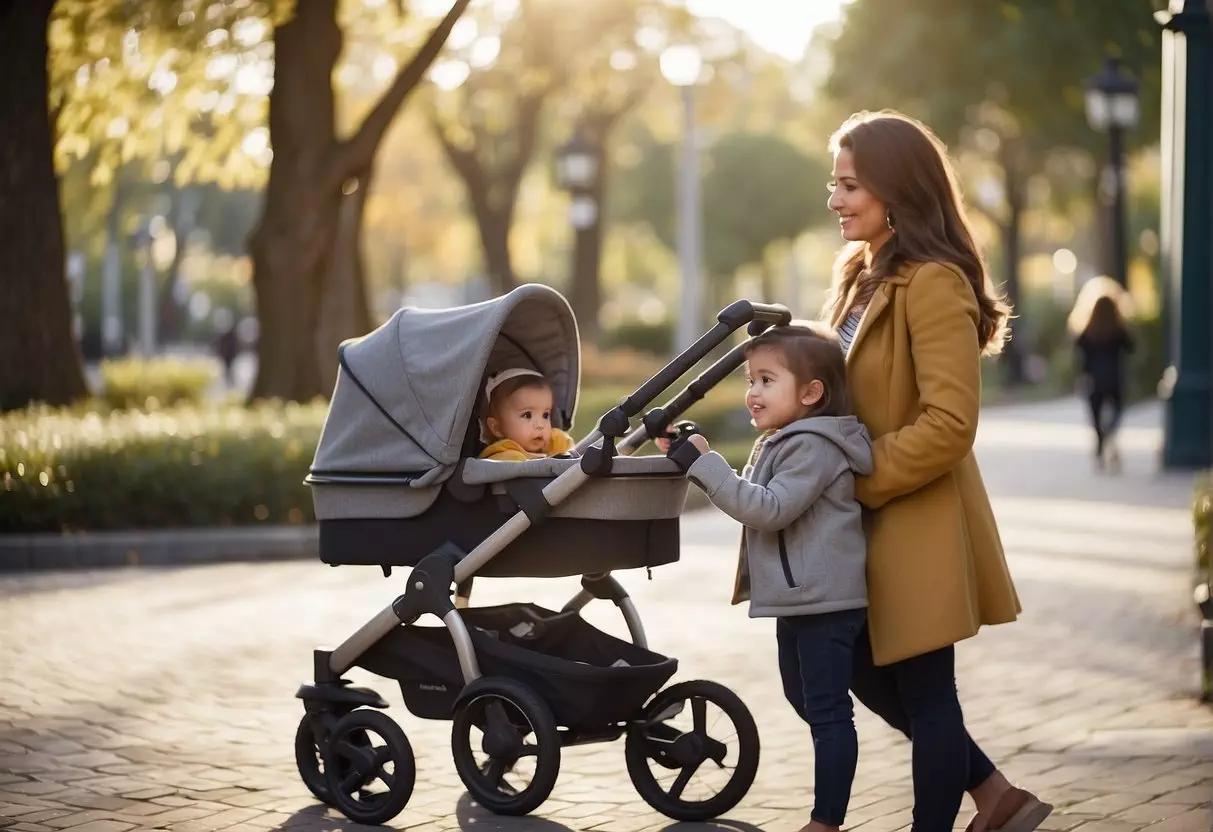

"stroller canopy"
[312, 284, 580, 485]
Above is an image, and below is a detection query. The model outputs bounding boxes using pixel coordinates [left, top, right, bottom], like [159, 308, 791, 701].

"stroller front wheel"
[451, 677, 561, 816]
[625, 679, 760, 821]
[323, 709, 416, 825]
[293, 710, 357, 805]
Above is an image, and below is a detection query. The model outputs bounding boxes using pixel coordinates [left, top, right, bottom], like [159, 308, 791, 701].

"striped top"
[837, 308, 865, 356]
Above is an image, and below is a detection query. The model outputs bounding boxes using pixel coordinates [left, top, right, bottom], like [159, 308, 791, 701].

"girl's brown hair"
[1067, 275, 1133, 344]
[824, 110, 1011, 356]
[744, 323, 851, 418]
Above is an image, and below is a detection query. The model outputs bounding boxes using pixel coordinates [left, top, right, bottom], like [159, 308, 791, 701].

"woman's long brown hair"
[824, 110, 1011, 356]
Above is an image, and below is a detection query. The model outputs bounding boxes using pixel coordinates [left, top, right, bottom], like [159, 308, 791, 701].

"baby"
[479, 368, 576, 461]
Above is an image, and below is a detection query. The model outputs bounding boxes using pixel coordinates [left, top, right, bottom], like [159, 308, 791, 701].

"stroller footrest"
[295, 681, 389, 710]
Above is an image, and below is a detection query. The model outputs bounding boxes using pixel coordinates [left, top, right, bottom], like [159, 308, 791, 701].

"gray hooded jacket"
[686, 416, 873, 618]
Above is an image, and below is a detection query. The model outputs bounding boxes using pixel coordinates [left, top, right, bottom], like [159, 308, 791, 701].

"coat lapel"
[845, 284, 890, 365]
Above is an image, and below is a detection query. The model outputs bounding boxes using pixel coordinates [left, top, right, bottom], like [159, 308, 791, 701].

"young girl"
[666, 323, 873, 832]
[479, 368, 575, 461]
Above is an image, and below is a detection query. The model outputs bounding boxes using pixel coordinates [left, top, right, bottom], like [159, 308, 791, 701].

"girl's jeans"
[776, 607, 867, 827]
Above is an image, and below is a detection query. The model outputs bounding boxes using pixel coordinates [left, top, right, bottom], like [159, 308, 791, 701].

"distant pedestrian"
[1067, 277, 1135, 473]
[214, 324, 239, 387]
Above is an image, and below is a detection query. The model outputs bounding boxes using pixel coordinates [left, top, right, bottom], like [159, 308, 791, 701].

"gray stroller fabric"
[310, 284, 580, 494]
[459, 455, 682, 484]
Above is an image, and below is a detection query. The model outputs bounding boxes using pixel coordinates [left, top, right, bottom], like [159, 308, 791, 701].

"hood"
[767, 415, 874, 475]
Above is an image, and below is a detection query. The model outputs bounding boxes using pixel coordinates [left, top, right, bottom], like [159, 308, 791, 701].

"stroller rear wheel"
[625, 679, 760, 821]
[323, 709, 416, 825]
[451, 677, 561, 816]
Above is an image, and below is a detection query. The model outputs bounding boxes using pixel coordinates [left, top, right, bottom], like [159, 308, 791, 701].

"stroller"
[295, 283, 791, 825]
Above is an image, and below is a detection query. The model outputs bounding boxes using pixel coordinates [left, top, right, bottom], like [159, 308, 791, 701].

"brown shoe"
[966, 787, 1053, 832]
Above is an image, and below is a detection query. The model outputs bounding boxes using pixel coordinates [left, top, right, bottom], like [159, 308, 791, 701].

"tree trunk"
[247, 0, 342, 402]
[316, 167, 375, 393]
[568, 151, 606, 343]
[0, 0, 89, 411]
[101, 171, 127, 357]
[157, 185, 198, 344]
[431, 88, 547, 299]
[470, 195, 516, 296]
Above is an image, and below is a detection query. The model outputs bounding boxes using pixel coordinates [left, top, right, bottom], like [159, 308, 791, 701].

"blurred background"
[2, 0, 1207, 536]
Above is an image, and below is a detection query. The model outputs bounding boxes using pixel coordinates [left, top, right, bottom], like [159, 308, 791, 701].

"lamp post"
[555, 131, 603, 340]
[660, 44, 703, 355]
[1084, 57, 1141, 288]
[1159, 0, 1212, 471]
[131, 220, 157, 357]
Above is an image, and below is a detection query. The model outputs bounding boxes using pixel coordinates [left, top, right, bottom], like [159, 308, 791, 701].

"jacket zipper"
[777, 531, 796, 588]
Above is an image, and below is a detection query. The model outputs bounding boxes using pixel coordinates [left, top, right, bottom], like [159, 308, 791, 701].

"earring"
[886, 210, 895, 232]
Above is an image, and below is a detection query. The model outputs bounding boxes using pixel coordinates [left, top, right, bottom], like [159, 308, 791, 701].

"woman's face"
[828, 147, 892, 249]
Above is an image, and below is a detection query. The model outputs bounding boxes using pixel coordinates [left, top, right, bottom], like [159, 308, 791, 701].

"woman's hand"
[655, 437, 671, 453]
[689, 434, 710, 453]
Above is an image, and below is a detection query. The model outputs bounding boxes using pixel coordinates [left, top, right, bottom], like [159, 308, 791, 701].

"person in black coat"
[1069, 281, 1134, 472]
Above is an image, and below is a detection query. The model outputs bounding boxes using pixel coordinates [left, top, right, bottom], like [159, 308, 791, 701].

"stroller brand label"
[417, 683, 448, 692]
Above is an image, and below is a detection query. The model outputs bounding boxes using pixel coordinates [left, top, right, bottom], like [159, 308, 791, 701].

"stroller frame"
[296, 298, 791, 824]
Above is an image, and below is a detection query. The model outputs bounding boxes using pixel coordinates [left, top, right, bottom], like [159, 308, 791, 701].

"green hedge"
[98, 356, 219, 409]
[1, 402, 324, 533]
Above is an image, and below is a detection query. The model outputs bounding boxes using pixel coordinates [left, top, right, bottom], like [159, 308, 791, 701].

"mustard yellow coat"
[844, 260, 1021, 666]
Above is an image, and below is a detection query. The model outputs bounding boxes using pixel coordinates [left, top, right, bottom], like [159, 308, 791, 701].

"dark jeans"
[776, 608, 867, 827]
[850, 624, 996, 832]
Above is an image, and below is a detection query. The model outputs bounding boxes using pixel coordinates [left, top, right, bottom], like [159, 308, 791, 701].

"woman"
[1067, 276, 1135, 472]
[822, 110, 1051, 832]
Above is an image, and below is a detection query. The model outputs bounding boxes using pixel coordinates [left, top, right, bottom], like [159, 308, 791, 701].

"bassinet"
[306, 284, 690, 576]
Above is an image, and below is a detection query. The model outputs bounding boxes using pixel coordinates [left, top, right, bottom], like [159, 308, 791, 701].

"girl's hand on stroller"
[657, 419, 700, 453]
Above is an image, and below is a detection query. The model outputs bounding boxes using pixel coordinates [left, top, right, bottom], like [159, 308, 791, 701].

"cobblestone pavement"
[2, 399, 1210, 832]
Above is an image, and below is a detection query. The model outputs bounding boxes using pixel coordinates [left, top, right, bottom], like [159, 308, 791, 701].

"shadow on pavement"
[657, 820, 771, 832]
[454, 792, 577, 830]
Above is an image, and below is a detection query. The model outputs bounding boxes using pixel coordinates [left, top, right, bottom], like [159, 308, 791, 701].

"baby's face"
[491, 386, 554, 453]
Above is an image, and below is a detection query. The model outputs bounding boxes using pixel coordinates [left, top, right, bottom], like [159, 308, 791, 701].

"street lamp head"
[1085, 57, 1141, 132]
[555, 132, 598, 192]
[660, 44, 702, 87]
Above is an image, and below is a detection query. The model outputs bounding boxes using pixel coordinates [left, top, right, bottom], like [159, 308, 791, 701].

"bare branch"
[331, 0, 471, 188]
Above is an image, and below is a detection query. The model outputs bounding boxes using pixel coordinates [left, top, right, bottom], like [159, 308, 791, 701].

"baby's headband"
[485, 367, 544, 401]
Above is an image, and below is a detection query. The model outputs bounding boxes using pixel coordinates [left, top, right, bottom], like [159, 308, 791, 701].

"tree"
[425, 0, 563, 296]
[247, 0, 470, 402]
[557, 0, 691, 341]
[701, 132, 831, 298]
[51, 0, 273, 354]
[614, 131, 829, 295]
[825, 0, 1164, 381]
[0, 0, 89, 411]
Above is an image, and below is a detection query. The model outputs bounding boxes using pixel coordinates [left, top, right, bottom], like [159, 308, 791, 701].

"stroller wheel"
[451, 677, 561, 816]
[625, 679, 760, 821]
[323, 709, 416, 825]
[294, 710, 360, 805]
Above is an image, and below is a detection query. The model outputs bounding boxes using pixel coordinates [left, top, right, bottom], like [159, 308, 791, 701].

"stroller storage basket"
[357, 603, 678, 730]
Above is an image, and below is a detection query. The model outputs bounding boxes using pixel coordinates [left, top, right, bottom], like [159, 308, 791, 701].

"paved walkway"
[1, 399, 1210, 831]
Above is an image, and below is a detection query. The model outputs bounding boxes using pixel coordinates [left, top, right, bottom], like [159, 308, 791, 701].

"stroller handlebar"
[577, 299, 792, 472]
[717, 299, 793, 331]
